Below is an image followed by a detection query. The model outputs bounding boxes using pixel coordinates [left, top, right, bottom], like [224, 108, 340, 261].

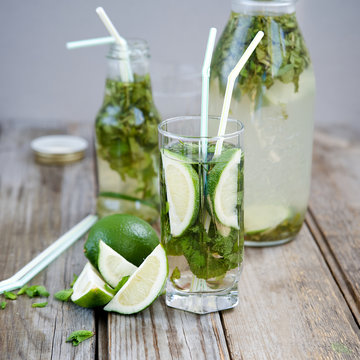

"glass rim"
[158, 116, 244, 142]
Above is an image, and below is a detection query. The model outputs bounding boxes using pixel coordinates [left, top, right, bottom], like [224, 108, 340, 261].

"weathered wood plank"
[309, 129, 360, 323]
[221, 225, 360, 359]
[0, 119, 96, 359]
[101, 297, 230, 360]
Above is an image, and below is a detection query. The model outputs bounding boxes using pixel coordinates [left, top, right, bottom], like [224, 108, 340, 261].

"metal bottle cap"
[30, 135, 88, 165]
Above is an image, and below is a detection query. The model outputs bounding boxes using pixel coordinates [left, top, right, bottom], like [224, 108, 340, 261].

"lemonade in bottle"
[210, 0, 315, 246]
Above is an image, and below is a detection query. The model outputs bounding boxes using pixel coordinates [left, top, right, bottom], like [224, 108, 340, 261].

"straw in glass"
[200, 27, 217, 160]
[214, 31, 264, 156]
[96, 7, 134, 82]
[190, 28, 217, 293]
[0, 214, 98, 294]
[66, 36, 115, 50]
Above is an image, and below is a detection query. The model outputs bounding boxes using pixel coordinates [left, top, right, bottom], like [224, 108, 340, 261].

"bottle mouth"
[232, 0, 297, 14]
[107, 38, 150, 60]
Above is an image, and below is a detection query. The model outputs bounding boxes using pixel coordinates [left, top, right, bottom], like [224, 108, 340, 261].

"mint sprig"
[66, 330, 94, 346]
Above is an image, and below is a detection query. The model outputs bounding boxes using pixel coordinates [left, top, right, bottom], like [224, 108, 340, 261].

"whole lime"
[84, 214, 159, 267]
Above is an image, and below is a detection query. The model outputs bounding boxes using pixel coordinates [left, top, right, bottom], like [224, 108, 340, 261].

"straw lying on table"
[0, 214, 98, 294]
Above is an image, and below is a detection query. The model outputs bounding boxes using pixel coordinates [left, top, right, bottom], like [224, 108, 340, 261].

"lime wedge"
[104, 244, 168, 314]
[208, 148, 242, 228]
[98, 240, 138, 288]
[245, 205, 291, 234]
[161, 149, 199, 237]
[71, 263, 113, 308]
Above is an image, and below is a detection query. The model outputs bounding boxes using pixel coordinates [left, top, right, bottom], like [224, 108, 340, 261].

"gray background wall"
[0, 0, 359, 130]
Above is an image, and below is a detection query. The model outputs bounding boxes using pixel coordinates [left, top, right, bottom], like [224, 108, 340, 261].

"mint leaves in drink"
[95, 73, 161, 202]
[211, 12, 311, 104]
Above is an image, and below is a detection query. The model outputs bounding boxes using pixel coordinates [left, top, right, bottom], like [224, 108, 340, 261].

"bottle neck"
[106, 39, 150, 82]
[231, 0, 296, 15]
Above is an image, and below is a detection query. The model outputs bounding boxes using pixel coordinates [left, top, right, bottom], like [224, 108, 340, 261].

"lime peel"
[71, 263, 113, 308]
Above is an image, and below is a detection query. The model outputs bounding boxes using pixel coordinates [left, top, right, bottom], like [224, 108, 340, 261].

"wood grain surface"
[0, 119, 96, 360]
[0, 120, 359, 359]
[309, 129, 360, 325]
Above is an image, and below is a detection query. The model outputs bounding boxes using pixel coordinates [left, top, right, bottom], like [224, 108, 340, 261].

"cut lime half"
[245, 205, 291, 235]
[161, 149, 199, 237]
[98, 240, 138, 288]
[104, 244, 168, 314]
[208, 148, 242, 229]
[71, 262, 113, 308]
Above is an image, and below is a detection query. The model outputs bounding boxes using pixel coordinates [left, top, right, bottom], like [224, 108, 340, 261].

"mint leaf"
[25, 285, 49, 298]
[1, 301, 6, 309]
[104, 284, 116, 295]
[17, 285, 29, 295]
[4, 291, 17, 300]
[105, 276, 130, 295]
[95, 73, 160, 206]
[32, 302, 48, 308]
[170, 267, 181, 284]
[54, 289, 73, 302]
[66, 330, 94, 346]
[114, 276, 130, 293]
[70, 274, 78, 288]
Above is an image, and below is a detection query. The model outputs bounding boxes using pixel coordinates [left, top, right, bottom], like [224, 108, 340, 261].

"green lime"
[207, 148, 242, 228]
[84, 214, 159, 268]
[104, 244, 168, 314]
[71, 263, 113, 308]
[161, 149, 199, 237]
[98, 240, 138, 288]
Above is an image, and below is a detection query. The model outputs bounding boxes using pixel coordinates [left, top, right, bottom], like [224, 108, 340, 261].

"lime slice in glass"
[161, 149, 199, 237]
[71, 263, 113, 308]
[208, 148, 242, 228]
[104, 244, 168, 314]
[245, 205, 291, 235]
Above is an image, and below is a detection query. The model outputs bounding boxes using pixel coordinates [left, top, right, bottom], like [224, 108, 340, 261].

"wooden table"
[1, 119, 359, 359]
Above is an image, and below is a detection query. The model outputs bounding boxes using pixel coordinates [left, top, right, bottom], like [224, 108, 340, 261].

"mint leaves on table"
[17, 285, 50, 298]
[66, 330, 94, 346]
[32, 302, 48, 308]
[54, 289, 73, 302]
[54, 273, 77, 302]
[1, 284, 50, 311]
[4, 291, 17, 300]
[104, 275, 130, 295]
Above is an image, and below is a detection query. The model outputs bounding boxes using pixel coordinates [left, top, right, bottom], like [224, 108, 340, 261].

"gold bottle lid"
[31, 135, 88, 165]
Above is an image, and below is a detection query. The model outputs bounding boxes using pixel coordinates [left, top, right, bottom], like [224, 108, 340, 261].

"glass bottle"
[95, 39, 161, 223]
[209, 0, 316, 246]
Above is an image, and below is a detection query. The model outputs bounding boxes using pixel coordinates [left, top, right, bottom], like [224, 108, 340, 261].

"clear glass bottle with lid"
[209, 0, 316, 246]
[95, 39, 161, 223]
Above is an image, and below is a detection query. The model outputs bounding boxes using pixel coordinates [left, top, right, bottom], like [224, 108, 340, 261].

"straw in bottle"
[96, 7, 134, 82]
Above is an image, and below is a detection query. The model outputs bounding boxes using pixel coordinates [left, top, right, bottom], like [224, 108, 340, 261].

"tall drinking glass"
[158, 116, 244, 314]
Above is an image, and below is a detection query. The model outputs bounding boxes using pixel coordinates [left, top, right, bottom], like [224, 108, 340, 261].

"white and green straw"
[200, 27, 217, 160]
[214, 31, 264, 156]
